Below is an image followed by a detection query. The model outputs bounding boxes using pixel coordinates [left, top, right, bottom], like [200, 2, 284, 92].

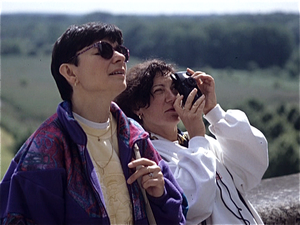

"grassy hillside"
[1, 55, 299, 179]
[2, 56, 298, 119]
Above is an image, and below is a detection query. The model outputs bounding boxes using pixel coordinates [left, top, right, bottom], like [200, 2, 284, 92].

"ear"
[134, 108, 143, 119]
[59, 63, 77, 86]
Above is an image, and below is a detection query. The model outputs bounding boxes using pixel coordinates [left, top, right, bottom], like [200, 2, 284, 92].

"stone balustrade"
[248, 173, 300, 224]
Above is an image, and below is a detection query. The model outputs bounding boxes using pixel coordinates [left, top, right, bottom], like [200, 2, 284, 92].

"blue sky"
[1, 0, 299, 15]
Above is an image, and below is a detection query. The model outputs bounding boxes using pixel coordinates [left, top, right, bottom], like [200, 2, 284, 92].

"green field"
[1, 128, 14, 179]
[2, 55, 298, 115]
[1, 55, 299, 179]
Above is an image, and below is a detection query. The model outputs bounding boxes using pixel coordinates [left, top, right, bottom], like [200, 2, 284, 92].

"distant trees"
[1, 41, 22, 55]
[119, 14, 298, 69]
[1, 13, 299, 70]
[236, 99, 300, 178]
[1, 14, 76, 56]
[284, 48, 300, 78]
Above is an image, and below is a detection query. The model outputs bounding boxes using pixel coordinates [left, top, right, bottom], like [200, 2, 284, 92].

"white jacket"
[151, 104, 268, 225]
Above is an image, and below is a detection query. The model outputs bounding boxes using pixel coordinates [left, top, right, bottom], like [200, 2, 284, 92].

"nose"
[165, 88, 177, 103]
[113, 50, 126, 63]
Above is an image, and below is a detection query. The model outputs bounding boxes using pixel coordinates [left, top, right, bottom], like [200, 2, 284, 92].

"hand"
[187, 68, 217, 115]
[127, 158, 165, 197]
[174, 90, 206, 138]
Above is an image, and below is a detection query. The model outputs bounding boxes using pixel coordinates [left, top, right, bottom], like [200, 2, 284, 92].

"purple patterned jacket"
[0, 101, 187, 224]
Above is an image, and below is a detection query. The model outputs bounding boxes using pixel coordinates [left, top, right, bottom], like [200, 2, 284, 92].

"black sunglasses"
[69, 41, 130, 62]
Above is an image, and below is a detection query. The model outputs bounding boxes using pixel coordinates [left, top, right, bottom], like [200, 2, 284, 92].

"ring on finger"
[149, 172, 154, 178]
[147, 167, 154, 178]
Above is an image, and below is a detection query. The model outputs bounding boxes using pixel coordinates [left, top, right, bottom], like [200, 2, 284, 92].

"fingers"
[174, 91, 206, 138]
[127, 158, 165, 197]
[174, 94, 184, 112]
[187, 68, 194, 75]
[186, 69, 214, 86]
[141, 167, 164, 190]
[174, 89, 205, 114]
[128, 157, 154, 169]
[190, 94, 205, 113]
[185, 69, 217, 113]
[127, 158, 161, 185]
[184, 88, 202, 110]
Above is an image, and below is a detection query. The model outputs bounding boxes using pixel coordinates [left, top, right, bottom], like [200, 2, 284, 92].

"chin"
[173, 116, 180, 123]
[166, 116, 180, 124]
[169, 113, 179, 120]
[115, 83, 126, 96]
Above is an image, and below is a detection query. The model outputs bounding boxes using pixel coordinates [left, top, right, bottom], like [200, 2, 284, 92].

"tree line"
[235, 99, 299, 178]
[1, 13, 299, 75]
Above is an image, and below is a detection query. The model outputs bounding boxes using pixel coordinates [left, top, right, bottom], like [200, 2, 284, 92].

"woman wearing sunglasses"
[0, 23, 187, 224]
[115, 59, 269, 225]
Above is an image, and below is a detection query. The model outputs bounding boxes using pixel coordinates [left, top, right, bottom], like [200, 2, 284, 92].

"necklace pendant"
[98, 137, 100, 141]
[100, 167, 104, 175]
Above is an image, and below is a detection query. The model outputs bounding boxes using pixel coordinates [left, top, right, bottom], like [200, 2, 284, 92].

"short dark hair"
[115, 59, 175, 124]
[51, 22, 124, 101]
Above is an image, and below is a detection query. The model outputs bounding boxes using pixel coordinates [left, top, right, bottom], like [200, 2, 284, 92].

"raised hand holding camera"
[171, 71, 202, 106]
[188, 69, 217, 115]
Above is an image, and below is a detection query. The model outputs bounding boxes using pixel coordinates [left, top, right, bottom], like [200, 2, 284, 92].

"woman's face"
[137, 72, 180, 133]
[72, 40, 127, 99]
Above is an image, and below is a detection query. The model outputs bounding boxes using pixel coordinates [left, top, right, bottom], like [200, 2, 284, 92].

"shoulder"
[111, 102, 148, 142]
[15, 113, 69, 172]
[128, 117, 145, 132]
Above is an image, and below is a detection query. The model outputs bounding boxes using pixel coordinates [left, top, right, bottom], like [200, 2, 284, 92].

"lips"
[165, 107, 176, 113]
[109, 69, 125, 75]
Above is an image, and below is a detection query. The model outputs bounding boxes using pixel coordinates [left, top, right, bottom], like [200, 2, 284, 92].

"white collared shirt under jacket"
[151, 104, 268, 225]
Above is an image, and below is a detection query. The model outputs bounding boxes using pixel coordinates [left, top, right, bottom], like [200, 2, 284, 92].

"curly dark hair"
[115, 59, 176, 124]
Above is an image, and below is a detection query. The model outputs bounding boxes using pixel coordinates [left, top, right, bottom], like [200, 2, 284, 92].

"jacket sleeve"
[141, 138, 187, 225]
[0, 157, 66, 225]
[204, 104, 269, 193]
[1, 159, 66, 225]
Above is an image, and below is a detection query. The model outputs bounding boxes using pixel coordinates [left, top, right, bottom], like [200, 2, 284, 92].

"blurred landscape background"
[1, 12, 299, 180]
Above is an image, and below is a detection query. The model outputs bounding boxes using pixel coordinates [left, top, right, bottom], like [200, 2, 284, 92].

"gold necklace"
[87, 114, 115, 174]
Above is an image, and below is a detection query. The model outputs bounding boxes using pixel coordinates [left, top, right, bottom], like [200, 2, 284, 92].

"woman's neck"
[71, 93, 112, 123]
[145, 125, 178, 142]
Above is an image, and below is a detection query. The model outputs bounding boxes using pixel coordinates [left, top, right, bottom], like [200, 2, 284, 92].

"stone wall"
[248, 173, 300, 224]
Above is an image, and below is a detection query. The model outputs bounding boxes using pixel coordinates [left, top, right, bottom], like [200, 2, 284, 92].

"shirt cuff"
[204, 104, 225, 125]
[189, 136, 210, 149]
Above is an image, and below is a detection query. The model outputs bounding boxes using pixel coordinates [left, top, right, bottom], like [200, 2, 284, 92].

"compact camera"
[171, 71, 202, 105]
